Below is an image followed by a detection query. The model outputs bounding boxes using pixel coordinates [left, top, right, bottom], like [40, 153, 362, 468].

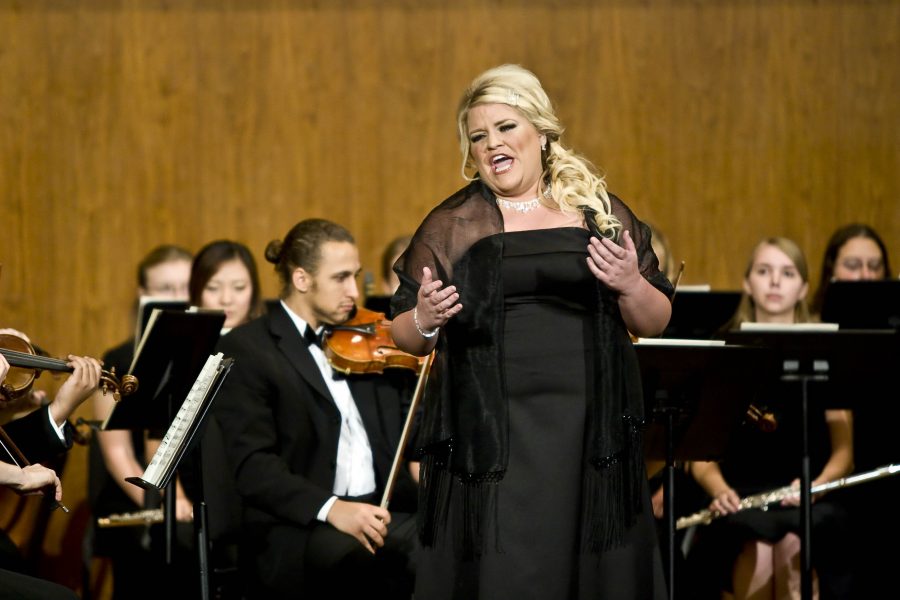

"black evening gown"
[415, 227, 666, 600]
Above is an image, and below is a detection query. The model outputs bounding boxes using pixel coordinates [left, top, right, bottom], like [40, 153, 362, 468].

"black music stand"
[662, 291, 742, 339]
[127, 354, 234, 600]
[724, 327, 900, 600]
[636, 340, 775, 600]
[102, 308, 224, 596]
[363, 294, 392, 315]
[821, 280, 900, 330]
[132, 298, 190, 355]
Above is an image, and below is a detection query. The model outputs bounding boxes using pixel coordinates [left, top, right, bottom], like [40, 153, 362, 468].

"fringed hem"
[416, 442, 503, 559]
[581, 416, 646, 553]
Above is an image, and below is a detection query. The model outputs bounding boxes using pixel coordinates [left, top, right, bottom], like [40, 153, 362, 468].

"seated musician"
[0, 328, 102, 462]
[685, 237, 854, 599]
[213, 218, 418, 599]
[88, 244, 194, 600]
[809, 222, 892, 316]
[808, 223, 894, 599]
[0, 343, 101, 599]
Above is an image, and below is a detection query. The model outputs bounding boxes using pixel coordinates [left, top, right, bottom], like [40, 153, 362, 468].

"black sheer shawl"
[391, 179, 674, 555]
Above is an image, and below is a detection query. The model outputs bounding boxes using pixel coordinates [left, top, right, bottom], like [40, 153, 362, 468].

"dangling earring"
[542, 183, 553, 201]
[541, 139, 547, 152]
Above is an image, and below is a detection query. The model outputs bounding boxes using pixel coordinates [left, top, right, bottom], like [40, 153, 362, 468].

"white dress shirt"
[281, 301, 376, 521]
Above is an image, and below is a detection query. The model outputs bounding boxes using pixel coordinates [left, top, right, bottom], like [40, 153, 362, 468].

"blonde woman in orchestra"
[687, 238, 854, 600]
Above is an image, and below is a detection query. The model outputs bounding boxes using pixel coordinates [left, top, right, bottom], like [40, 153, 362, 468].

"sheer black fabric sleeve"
[608, 193, 675, 300]
[390, 182, 502, 319]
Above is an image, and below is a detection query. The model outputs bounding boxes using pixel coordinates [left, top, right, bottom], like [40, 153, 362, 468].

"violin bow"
[0, 424, 69, 513]
[380, 350, 435, 510]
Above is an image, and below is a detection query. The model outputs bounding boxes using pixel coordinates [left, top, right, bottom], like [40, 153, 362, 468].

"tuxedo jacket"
[2, 405, 71, 465]
[213, 303, 417, 548]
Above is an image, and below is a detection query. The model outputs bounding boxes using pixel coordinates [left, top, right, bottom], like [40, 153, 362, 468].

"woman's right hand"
[416, 266, 463, 330]
[11, 463, 62, 501]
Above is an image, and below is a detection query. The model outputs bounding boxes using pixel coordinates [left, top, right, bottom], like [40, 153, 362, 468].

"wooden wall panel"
[0, 0, 897, 593]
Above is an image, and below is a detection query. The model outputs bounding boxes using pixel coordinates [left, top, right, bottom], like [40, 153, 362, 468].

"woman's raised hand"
[416, 266, 463, 330]
[586, 230, 642, 295]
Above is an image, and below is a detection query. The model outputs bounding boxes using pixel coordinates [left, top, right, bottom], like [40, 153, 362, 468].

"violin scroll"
[0, 333, 138, 403]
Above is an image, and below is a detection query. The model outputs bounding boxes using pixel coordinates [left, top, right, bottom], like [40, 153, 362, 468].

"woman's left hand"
[781, 477, 822, 506]
[586, 230, 642, 294]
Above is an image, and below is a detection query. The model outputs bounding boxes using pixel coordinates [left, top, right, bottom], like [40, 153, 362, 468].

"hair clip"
[507, 90, 519, 106]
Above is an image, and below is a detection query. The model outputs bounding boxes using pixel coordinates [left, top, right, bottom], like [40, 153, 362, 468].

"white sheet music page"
[141, 352, 225, 488]
[739, 322, 840, 332]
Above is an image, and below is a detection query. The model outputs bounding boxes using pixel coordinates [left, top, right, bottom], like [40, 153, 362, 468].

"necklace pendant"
[496, 196, 541, 213]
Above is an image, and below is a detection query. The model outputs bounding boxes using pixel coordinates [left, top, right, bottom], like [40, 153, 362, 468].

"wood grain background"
[0, 0, 897, 594]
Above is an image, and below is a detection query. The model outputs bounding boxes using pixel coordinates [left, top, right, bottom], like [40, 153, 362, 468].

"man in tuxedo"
[214, 219, 418, 598]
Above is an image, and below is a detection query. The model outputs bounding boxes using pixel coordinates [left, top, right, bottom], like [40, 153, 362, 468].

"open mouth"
[491, 154, 513, 174]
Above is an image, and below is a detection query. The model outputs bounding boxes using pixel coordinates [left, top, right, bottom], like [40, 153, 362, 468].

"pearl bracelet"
[413, 306, 440, 338]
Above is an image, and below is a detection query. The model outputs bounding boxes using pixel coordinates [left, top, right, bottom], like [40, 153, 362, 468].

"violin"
[323, 306, 427, 375]
[0, 333, 138, 403]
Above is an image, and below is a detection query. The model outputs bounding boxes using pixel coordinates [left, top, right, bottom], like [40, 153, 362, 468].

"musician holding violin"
[0, 328, 104, 463]
[213, 218, 419, 599]
[0, 334, 103, 600]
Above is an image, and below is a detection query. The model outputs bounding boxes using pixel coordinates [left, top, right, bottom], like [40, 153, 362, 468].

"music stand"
[102, 308, 224, 588]
[133, 298, 190, 356]
[127, 354, 234, 600]
[363, 294, 392, 315]
[635, 340, 775, 600]
[821, 280, 900, 330]
[104, 309, 225, 432]
[662, 291, 742, 339]
[724, 327, 900, 600]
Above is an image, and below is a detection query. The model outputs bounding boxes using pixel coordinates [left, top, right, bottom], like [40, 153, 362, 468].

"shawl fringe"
[417, 440, 502, 559]
[581, 415, 646, 553]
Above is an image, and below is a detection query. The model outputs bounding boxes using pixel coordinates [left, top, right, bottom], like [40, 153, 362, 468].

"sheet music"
[739, 322, 840, 332]
[140, 352, 225, 488]
[636, 338, 726, 346]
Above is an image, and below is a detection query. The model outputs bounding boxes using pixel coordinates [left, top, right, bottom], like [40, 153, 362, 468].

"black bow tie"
[304, 325, 326, 348]
[303, 326, 346, 380]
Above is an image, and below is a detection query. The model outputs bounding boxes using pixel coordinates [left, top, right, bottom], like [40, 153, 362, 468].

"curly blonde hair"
[456, 64, 621, 239]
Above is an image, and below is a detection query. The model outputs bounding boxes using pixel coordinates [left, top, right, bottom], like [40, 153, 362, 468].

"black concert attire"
[684, 377, 853, 598]
[0, 395, 78, 599]
[213, 302, 419, 599]
[392, 181, 673, 600]
[2, 405, 72, 464]
[87, 339, 196, 600]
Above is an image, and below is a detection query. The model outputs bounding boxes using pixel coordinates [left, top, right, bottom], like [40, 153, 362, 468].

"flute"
[97, 508, 164, 528]
[677, 463, 900, 530]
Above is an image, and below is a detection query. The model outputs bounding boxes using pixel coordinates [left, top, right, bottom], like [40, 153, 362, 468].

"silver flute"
[676, 463, 900, 530]
[97, 508, 164, 528]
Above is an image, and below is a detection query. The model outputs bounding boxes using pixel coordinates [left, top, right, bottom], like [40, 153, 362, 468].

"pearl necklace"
[495, 196, 541, 213]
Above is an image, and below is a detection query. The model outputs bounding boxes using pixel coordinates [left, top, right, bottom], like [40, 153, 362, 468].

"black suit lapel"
[268, 304, 335, 405]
